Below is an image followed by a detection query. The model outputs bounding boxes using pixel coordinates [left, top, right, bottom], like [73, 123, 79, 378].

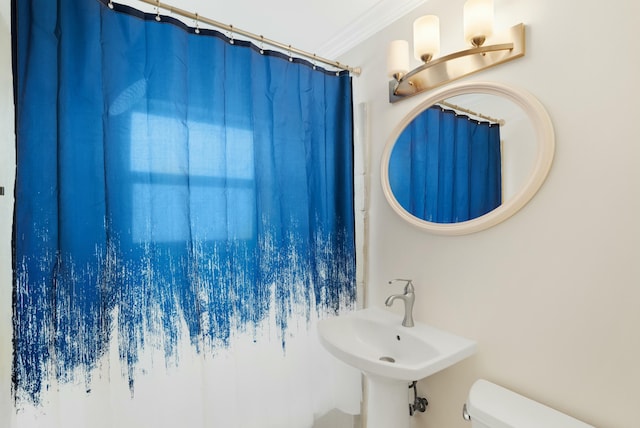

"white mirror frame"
[381, 81, 555, 236]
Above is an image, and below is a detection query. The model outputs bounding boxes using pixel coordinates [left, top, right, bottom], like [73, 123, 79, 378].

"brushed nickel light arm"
[389, 23, 525, 103]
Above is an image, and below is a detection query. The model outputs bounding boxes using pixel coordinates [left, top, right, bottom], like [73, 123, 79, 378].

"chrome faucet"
[385, 279, 415, 327]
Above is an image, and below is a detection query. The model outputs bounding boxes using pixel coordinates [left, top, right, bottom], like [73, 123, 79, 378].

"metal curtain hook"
[155, 0, 161, 21]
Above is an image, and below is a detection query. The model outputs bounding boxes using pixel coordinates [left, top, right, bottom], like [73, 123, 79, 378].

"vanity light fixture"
[388, 0, 525, 103]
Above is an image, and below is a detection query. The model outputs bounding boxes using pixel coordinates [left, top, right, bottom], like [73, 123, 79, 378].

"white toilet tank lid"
[466, 380, 594, 428]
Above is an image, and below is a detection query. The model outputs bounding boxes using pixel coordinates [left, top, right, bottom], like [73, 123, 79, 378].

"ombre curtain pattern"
[389, 106, 502, 223]
[12, 0, 358, 426]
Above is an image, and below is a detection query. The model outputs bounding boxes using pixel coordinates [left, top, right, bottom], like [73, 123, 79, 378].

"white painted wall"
[340, 0, 640, 427]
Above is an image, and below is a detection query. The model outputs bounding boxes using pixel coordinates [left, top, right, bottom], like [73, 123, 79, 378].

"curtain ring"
[288, 45, 293, 62]
[108, 0, 114, 9]
[259, 36, 265, 54]
[312, 54, 317, 70]
[194, 13, 200, 34]
[229, 25, 235, 44]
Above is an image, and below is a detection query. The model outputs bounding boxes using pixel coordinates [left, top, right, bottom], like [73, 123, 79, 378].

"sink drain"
[379, 356, 395, 363]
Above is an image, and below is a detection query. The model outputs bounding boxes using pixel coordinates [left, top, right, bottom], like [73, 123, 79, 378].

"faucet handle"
[388, 278, 414, 293]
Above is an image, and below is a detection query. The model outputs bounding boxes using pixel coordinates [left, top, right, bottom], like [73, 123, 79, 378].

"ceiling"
[116, 0, 426, 61]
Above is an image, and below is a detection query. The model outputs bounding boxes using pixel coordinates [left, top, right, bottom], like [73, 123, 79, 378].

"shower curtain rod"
[438, 101, 505, 126]
[129, 0, 362, 76]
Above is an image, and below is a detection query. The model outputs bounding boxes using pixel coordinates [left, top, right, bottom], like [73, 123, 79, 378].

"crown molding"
[315, 0, 427, 59]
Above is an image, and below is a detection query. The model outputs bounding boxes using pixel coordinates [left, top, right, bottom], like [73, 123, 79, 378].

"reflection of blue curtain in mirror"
[389, 106, 502, 223]
[12, 0, 357, 424]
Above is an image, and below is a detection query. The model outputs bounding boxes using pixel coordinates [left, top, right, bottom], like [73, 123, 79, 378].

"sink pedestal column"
[365, 374, 411, 428]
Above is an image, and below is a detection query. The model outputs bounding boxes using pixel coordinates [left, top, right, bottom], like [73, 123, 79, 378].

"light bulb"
[413, 15, 440, 62]
[387, 40, 410, 80]
[464, 0, 494, 47]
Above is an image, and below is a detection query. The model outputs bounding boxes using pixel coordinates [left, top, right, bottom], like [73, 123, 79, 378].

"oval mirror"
[381, 82, 554, 235]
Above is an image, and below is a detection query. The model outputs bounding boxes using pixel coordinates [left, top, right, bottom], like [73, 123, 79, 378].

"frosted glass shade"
[387, 39, 410, 78]
[413, 15, 440, 62]
[464, 0, 494, 46]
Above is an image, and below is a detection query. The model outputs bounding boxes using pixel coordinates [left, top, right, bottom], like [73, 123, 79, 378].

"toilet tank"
[465, 379, 594, 428]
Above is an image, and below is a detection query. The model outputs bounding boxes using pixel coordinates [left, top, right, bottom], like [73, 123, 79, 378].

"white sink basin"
[317, 307, 477, 381]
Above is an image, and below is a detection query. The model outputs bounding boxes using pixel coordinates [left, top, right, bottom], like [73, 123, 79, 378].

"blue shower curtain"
[389, 105, 502, 223]
[12, 0, 357, 424]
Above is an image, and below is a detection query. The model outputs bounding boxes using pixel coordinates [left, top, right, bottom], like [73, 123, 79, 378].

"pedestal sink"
[317, 307, 476, 428]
